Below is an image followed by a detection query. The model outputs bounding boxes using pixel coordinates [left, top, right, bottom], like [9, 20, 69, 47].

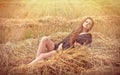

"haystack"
[0, 16, 120, 75]
[0, 32, 117, 75]
[8, 47, 93, 75]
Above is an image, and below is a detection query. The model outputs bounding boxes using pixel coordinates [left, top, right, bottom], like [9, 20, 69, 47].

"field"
[0, 0, 120, 75]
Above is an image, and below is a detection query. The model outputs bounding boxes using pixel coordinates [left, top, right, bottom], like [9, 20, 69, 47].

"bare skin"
[29, 36, 57, 64]
[29, 18, 93, 64]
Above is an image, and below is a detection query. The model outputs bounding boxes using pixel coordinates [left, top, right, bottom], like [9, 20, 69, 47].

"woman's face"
[83, 19, 92, 30]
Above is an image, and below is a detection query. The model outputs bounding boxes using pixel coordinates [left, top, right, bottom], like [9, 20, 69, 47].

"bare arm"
[57, 43, 63, 50]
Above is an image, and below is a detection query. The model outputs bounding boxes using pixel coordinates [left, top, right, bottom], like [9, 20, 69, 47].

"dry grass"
[0, 0, 120, 18]
[0, 16, 120, 75]
[0, 15, 120, 75]
[0, 0, 120, 75]
[1, 15, 120, 43]
[0, 31, 120, 75]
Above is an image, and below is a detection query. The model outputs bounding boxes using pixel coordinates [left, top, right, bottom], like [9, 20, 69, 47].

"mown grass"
[0, 0, 120, 42]
[0, 16, 120, 75]
[0, 30, 120, 75]
[0, 0, 120, 18]
[0, 0, 120, 75]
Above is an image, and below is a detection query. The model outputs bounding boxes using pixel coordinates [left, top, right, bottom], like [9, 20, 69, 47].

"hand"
[57, 43, 63, 50]
[74, 42, 81, 47]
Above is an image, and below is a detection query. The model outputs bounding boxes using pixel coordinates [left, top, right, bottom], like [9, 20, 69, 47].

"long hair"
[57, 17, 94, 50]
[69, 17, 94, 46]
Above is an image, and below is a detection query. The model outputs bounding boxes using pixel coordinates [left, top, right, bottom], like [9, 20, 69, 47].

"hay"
[8, 47, 93, 75]
[0, 16, 120, 75]
[0, 31, 119, 75]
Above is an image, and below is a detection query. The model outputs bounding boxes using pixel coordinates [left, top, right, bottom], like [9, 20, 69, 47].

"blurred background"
[0, 0, 120, 43]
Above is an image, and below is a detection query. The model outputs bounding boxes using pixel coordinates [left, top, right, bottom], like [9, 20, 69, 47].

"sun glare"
[0, 0, 120, 19]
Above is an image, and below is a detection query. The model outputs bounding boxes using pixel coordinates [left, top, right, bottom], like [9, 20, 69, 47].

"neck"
[79, 28, 89, 35]
[82, 28, 88, 33]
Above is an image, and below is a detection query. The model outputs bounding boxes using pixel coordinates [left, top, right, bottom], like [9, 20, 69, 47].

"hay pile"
[8, 47, 92, 75]
[0, 16, 120, 75]
[0, 32, 120, 75]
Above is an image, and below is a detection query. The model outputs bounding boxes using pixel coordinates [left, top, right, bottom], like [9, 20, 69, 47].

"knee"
[36, 54, 44, 61]
[39, 54, 44, 58]
[39, 53, 48, 59]
[41, 36, 49, 42]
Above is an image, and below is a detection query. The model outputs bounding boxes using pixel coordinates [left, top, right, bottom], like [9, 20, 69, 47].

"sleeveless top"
[54, 33, 92, 50]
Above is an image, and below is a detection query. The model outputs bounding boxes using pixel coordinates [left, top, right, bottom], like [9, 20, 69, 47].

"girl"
[29, 17, 94, 64]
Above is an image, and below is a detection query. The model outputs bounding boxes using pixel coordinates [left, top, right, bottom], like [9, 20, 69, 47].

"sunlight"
[22, 0, 38, 17]
[0, 0, 120, 18]
[19, 0, 103, 18]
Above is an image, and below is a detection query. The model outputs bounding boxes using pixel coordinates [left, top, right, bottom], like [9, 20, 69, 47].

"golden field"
[0, 0, 120, 75]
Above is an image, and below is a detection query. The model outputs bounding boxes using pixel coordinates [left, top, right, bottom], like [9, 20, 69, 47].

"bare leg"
[36, 36, 55, 58]
[29, 50, 56, 64]
[29, 36, 56, 64]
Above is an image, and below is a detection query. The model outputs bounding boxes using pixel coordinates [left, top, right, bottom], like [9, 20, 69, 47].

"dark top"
[54, 33, 92, 50]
